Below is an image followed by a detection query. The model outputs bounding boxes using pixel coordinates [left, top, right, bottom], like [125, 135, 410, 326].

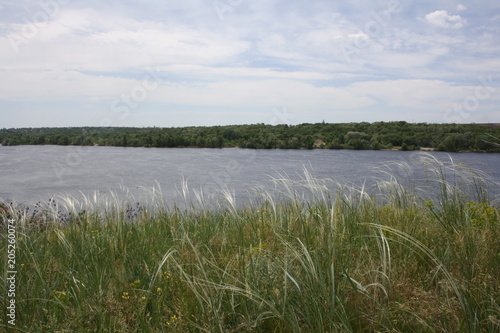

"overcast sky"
[0, 0, 499, 128]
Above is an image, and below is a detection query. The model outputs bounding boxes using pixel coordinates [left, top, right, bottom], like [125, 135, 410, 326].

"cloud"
[0, 69, 134, 100]
[349, 80, 452, 109]
[160, 65, 335, 81]
[0, 8, 250, 72]
[424, 10, 467, 29]
[0, 0, 499, 127]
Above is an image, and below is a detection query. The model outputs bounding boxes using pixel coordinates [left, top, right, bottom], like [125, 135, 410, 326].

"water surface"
[1, 146, 499, 206]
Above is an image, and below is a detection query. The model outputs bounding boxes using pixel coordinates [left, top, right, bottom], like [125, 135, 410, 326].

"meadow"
[1, 153, 499, 332]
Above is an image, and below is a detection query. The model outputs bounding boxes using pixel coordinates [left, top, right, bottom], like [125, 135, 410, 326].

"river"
[1, 146, 499, 208]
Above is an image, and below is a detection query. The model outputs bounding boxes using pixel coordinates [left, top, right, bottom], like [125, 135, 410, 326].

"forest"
[1, 122, 499, 152]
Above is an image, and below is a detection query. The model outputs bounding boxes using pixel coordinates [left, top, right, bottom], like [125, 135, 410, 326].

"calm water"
[1, 145, 499, 206]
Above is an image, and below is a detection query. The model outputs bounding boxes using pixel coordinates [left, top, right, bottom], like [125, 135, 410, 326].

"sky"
[0, 0, 499, 128]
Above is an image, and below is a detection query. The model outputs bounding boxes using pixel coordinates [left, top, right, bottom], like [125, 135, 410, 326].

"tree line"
[1, 122, 499, 152]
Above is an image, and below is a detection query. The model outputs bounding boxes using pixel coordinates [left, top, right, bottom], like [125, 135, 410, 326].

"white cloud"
[0, 69, 134, 100]
[0, 9, 250, 72]
[367, 49, 447, 70]
[456, 4, 467, 12]
[160, 65, 334, 81]
[424, 10, 466, 29]
[349, 80, 456, 109]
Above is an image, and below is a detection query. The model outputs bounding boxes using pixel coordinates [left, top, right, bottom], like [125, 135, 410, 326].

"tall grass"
[1, 153, 499, 332]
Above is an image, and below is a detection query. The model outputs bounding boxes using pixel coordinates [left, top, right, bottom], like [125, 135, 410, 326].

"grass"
[1, 152, 499, 332]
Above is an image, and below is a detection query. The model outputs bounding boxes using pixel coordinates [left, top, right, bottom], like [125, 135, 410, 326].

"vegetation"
[1, 153, 499, 332]
[1, 122, 500, 152]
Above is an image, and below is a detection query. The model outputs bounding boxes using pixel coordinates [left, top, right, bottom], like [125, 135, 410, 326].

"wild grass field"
[1, 153, 499, 332]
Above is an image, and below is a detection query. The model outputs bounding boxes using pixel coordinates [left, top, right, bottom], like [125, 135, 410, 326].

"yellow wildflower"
[54, 290, 70, 302]
[129, 280, 141, 288]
